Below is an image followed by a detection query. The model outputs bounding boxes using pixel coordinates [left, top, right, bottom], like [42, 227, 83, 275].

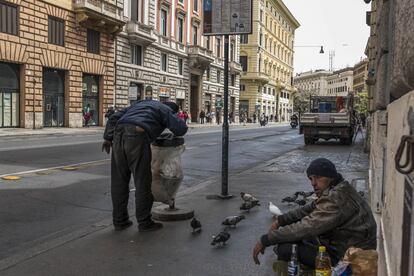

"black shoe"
[138, 221, 163, 232]
[114, 220, 133, 231]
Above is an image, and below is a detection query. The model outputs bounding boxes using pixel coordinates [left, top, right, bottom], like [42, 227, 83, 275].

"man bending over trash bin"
[102, 100, 188, 232]
[252, 158, 377, 268]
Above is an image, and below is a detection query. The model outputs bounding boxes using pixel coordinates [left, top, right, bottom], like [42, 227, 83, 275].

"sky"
[282, 0, 371, 74]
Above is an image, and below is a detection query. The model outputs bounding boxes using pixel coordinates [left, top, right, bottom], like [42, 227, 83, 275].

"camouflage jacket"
[261, 180, 377, 261]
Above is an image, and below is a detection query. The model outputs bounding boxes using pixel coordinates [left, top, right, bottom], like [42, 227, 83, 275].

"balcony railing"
[187, 45, 214, 68]
[126, 21, 156, 46]
[73, 0, 125, 34]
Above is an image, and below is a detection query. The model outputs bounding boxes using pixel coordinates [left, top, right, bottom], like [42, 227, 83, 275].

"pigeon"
[296, 191, 314, 198]
[211, 229, 231, 246]
[222, 215, 245, 228]
[281, 194, 298, 204]
[240, 192, 260, 204]
[268, 202, 283, 217]
[240, 200, 259, 212]
[190, 217, 202, 233]
[294, 199, 307, 206]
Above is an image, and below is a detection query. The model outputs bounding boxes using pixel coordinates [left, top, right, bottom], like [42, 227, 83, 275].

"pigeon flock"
[190, 190, 316, 247]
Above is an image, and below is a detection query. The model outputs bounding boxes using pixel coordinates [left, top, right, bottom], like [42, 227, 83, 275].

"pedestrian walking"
[102, 100, 188, 232]
[216, 110, 220, 125]
[253, 113, 257, 123]
[199, 110, 205, 124]
[83, 103, 91, 127]
[178, 109, 186, 122]
[229, 111, 233, 124]
[105, 105, 115, 119]
[183, 110, 189, 124]
[241, 112, 247, 126]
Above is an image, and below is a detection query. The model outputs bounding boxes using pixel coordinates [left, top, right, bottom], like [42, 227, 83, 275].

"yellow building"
[239, 0, 299, 122]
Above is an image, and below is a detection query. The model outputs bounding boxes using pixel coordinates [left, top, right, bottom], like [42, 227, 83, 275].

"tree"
[354, 91, 368, 114]
[293, 93, 309, 117]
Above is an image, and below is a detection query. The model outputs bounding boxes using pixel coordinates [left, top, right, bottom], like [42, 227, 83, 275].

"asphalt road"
[0, 124, 304, 262]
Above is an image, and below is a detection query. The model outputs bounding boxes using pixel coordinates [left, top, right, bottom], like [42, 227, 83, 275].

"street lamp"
[294, 45, 325, 54]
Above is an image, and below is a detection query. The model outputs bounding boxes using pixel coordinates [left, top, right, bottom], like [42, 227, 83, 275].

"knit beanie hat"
[306, 158, 339, 179]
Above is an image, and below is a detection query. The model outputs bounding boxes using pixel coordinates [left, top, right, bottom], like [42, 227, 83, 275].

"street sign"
[203, 0, 252, 35]
[216, 100, 223, 108]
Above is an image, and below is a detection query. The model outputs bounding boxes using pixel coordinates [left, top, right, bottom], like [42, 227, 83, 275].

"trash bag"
[151, 135, 185, 206]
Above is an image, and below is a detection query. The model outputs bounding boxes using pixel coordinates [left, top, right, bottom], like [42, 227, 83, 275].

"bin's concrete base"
[152, 205, 194, 221]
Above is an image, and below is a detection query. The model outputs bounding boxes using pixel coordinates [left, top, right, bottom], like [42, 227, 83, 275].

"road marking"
[0, 159, 110, 179]
[2, 175, 21, 180]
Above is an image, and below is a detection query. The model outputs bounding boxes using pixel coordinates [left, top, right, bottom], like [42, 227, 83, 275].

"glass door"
[0, 62, 20, 127]
[43, 69, 65, 127]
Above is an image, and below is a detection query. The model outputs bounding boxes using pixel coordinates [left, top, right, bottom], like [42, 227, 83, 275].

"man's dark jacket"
[103, 100, 187, 142]
[261, 179, 377, 261]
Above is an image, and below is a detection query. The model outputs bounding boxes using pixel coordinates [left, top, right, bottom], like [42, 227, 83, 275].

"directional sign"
[203, 0, 252, 36]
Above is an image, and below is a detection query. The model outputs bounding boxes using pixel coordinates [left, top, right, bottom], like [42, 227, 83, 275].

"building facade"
[352, 58, 368, 94]
[293, 69, 332, 97]
[326, 67, 353, 97]
[0, 0, 124, 128]
[239, 0, 299, 122]
[366, 0, 414, 275]
[115, 0, 241, 124]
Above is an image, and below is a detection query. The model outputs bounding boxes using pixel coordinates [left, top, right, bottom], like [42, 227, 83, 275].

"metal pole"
[220, 34, 232, 199]
[33, 78, 36, 129]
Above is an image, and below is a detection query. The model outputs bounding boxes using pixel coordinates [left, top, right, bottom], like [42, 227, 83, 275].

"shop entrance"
[190, 74, 199, 122]
[43, 69, 65, 127]
[0, 62, 19, 128]
[82, 74, 100, 126]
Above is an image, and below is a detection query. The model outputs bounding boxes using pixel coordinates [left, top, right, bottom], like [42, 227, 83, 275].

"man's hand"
[269, 220, 279, 232]
[102, 140, 112, 154]
[253, 240, 265, 265]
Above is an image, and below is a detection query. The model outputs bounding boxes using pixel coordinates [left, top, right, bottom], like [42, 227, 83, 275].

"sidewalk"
[0, 140, 369, 276]
[0, 122, 287, 138]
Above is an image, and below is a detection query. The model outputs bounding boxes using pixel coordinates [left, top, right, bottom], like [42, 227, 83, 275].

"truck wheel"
[304, 137, 313, 145]
[340, 138, 352, 145]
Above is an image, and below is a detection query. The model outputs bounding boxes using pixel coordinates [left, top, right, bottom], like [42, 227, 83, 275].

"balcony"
[126, 21, 156, 46]
[229, 61, 242, 74]
[240, 71, 270, 84]
[187, 45, 214, 69]
[73, 0, 125, 34]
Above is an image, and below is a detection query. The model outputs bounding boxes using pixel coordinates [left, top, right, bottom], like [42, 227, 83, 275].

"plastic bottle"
[287, 244, 299, 276]
[315, 246, 332, 276]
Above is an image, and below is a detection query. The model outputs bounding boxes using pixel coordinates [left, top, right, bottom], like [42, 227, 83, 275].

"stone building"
[352, 58, 368, 94]
[239, 0, 299, 122]
[115, 0, 241, 124]
[366, 0, 414, 275]
[0, 0, 124, 128]
[293, 69, 332, 97]
[326, 67, 353, 97]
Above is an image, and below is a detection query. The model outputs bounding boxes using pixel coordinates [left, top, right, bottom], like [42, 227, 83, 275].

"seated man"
[253, 158, 377, 267]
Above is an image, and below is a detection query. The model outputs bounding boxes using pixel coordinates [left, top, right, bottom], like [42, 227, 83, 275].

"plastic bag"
[151, 143, 185, 205]
[343, 247, 378, 276]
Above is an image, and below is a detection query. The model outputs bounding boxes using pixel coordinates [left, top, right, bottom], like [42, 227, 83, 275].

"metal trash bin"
[151, 133, 185, 207]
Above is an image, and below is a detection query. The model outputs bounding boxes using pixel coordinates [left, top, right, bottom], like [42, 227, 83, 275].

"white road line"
[0, 159, 110, 178]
